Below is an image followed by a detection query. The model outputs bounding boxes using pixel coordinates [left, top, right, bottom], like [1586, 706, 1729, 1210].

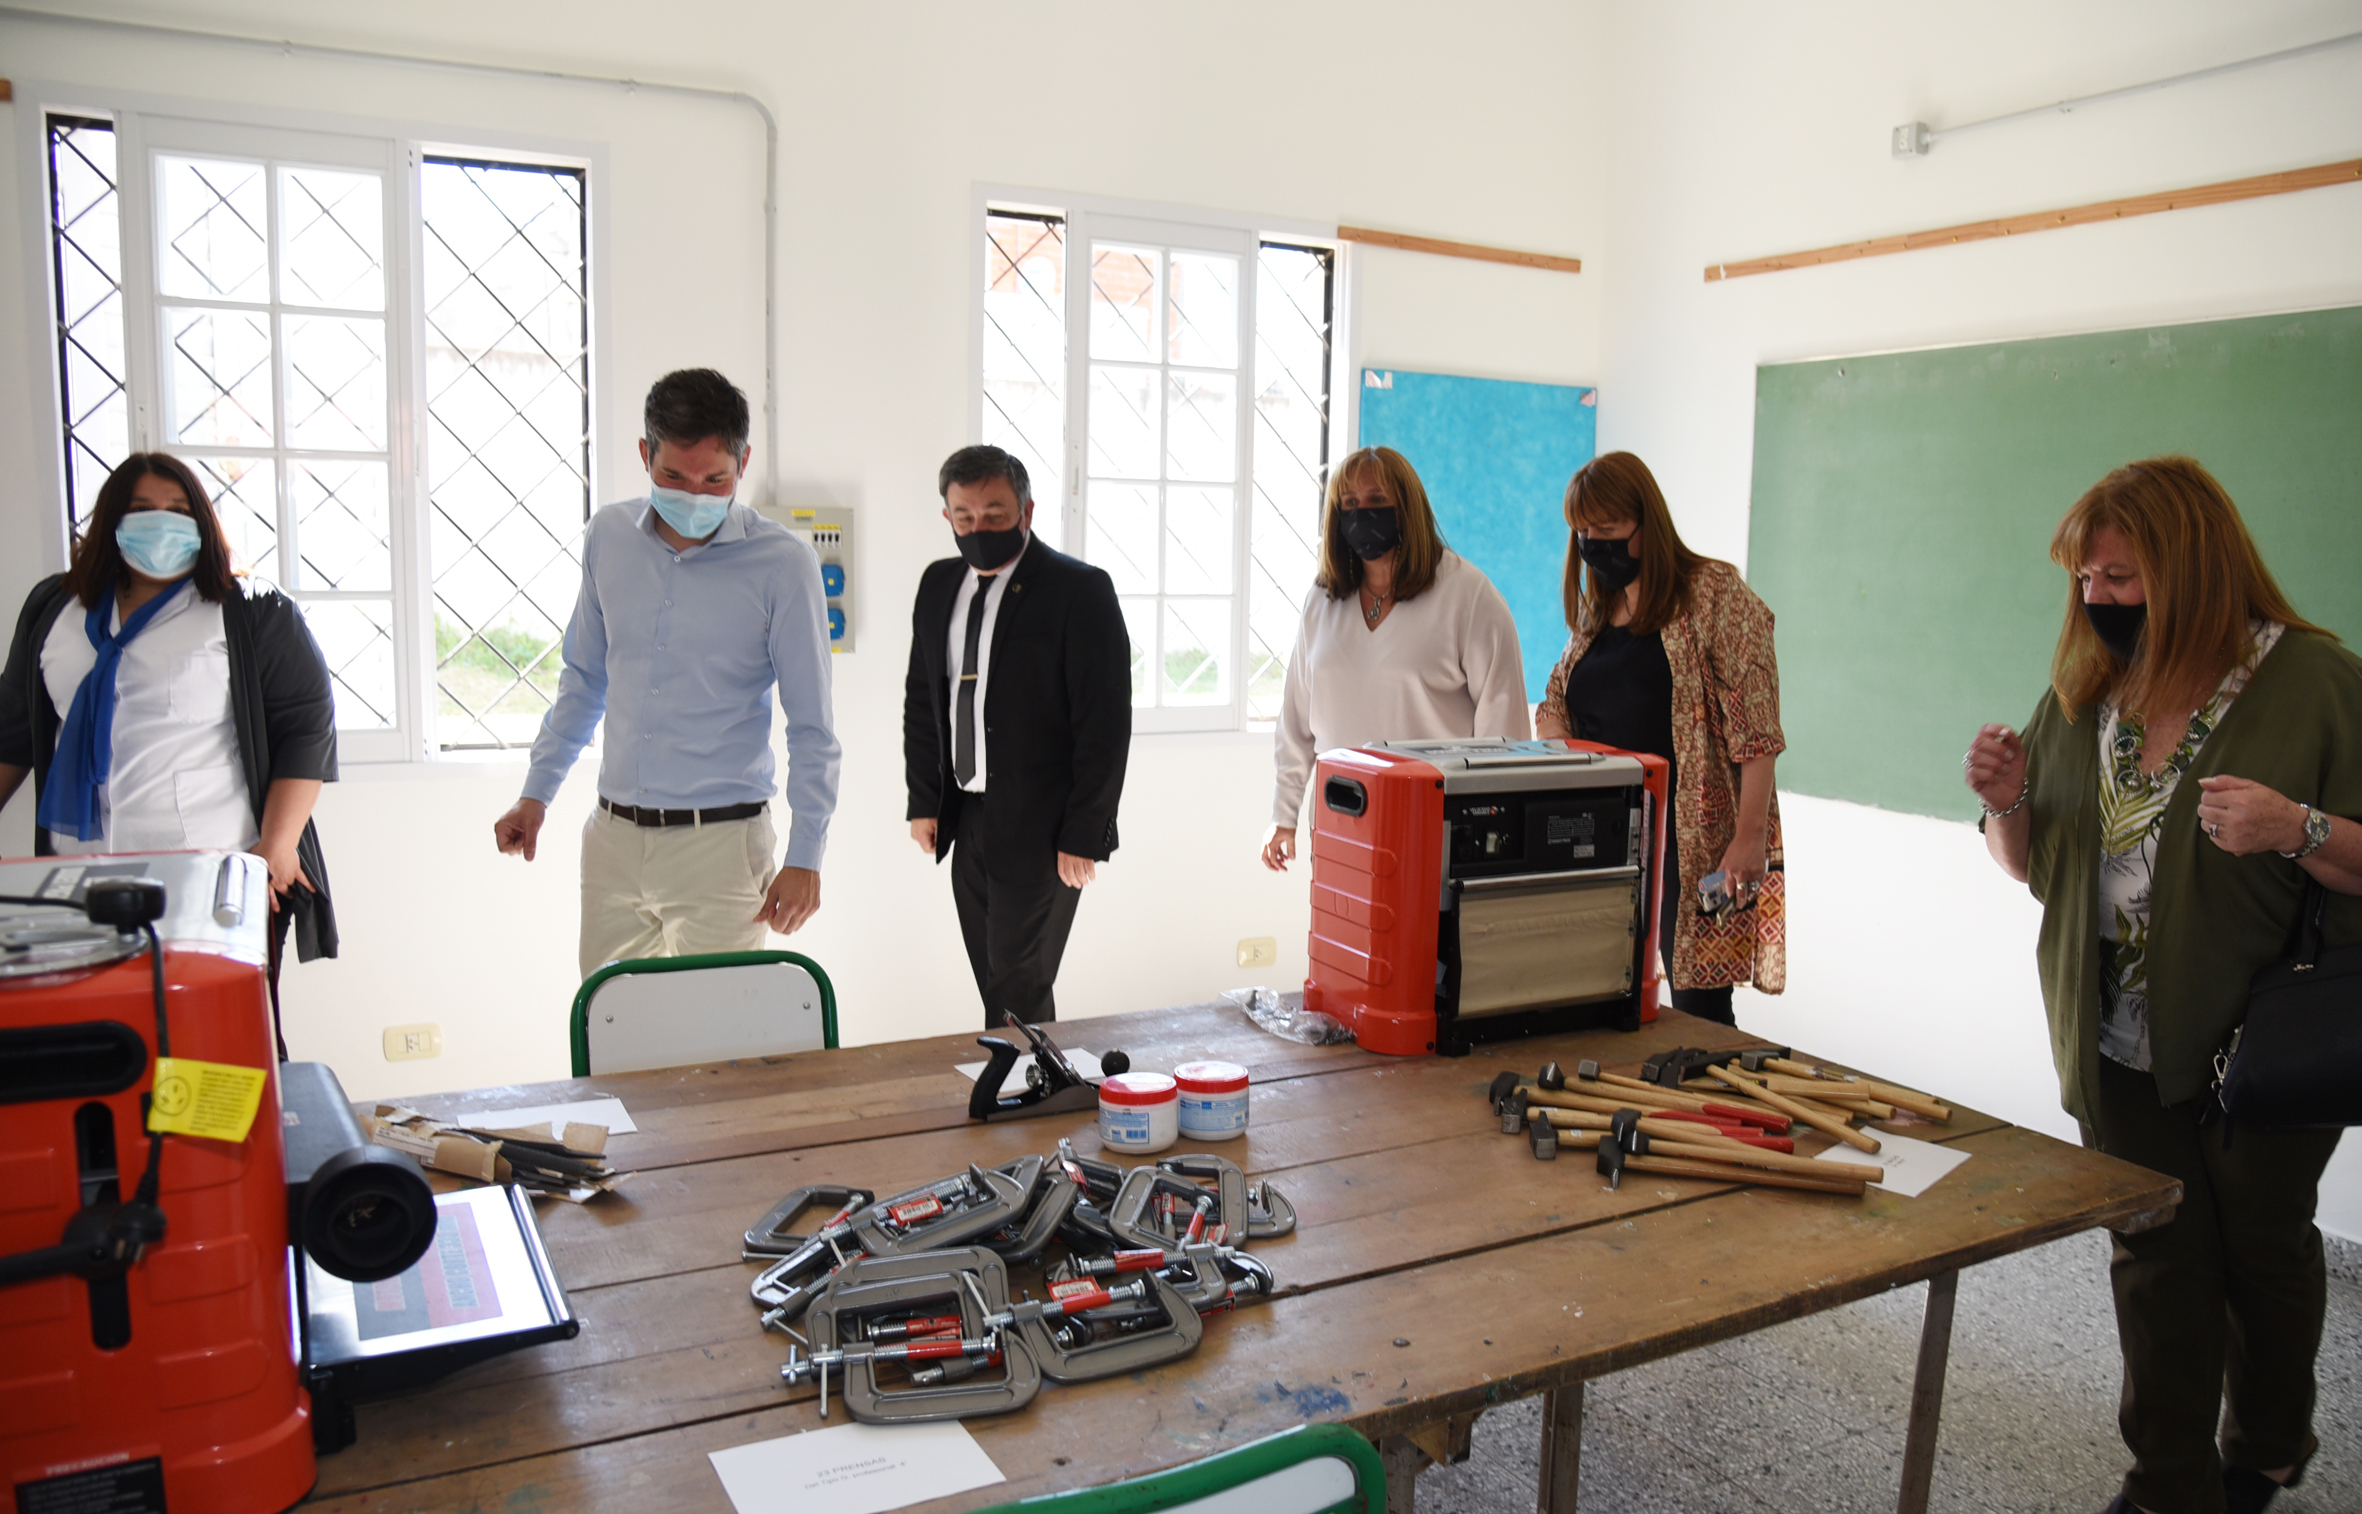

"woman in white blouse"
[1, 453, 341, 1013]
[1261, 446, 1529, 869]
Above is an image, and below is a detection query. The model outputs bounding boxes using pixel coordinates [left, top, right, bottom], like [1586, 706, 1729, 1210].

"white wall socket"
[1236, 936, 1278, 969]
[382, 1023, 442, 1061]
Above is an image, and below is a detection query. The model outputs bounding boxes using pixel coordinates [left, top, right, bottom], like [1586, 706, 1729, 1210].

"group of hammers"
[1486, 1045, 1952, 1199]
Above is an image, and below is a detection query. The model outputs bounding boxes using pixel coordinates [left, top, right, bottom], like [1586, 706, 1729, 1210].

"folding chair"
[567, 950, 837, 1076]
[969, 1423, 1386, 1514]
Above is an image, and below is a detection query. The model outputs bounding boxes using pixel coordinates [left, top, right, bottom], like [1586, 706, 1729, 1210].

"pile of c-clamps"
[744, 1137, 1295, 1424]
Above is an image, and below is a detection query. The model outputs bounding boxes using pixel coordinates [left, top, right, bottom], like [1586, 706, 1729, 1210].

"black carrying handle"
[2292, 878, 2329, 973]
[1323, 776, 1367, 816]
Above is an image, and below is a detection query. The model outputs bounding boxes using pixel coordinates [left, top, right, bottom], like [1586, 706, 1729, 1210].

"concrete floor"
[1408, 1230, 2361, 1514]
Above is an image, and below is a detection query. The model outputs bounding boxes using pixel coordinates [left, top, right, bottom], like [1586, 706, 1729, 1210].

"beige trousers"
[578, 806, 776, 979]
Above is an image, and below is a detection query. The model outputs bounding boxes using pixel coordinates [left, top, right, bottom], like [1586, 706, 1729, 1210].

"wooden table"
[303, 1006, 2178, 1514]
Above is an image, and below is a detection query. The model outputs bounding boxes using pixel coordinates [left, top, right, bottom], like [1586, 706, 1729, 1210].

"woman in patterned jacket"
[1535, 451, 1784, 1024]
[1964, 456, 2362, 1514]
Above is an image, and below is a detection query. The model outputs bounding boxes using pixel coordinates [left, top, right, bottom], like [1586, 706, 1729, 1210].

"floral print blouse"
[1541, 558, 1787, 993]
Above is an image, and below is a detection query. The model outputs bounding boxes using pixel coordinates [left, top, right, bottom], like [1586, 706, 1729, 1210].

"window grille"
[421, 158, 591, 750]
[46, 115, 130, 529]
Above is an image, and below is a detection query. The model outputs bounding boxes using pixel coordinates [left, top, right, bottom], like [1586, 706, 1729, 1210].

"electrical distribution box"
[777, 505, 855, 652]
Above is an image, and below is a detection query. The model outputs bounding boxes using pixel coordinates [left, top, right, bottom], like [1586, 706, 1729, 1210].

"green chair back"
[568, 950, 838, 1076]
[967, 1423, 1385, 1514]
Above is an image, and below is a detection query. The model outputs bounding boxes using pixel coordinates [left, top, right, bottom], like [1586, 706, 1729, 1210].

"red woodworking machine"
[2, 851, 573, 1514]
[1303, 738, 1670, 1056]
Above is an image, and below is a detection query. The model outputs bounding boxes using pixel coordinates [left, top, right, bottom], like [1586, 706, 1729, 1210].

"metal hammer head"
[1594, 1140, 1626, 1189]
[1576, 1059, 1603, 1082]
[1537, 1061, 1566, 1092]
[1738, 1046, 1792, 1074]
[1529, 1111, 1559, 1160]
[1499, 1088, 1530, 1135]
[1487, 1071, 1523, 1110]
[1609, 1107, 1644, 1147]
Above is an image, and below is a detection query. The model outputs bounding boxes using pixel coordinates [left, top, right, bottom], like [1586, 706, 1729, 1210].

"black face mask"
[1577, 534, 1640, 591]
[2083, 601, 2147, 662]
[1340, 506, 1401, 562]
[955, 523, 1027, 572]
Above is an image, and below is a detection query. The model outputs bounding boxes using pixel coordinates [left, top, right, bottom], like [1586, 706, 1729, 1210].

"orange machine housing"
[1303, 739, 1670, 1056]
[1, 853, 312, 1514]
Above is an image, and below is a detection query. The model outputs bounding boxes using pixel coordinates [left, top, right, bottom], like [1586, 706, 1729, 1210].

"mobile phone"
[1697, 869, 1734, 917]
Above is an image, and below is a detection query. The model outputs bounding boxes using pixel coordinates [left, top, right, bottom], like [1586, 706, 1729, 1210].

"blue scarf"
[38, 577, 193, 842]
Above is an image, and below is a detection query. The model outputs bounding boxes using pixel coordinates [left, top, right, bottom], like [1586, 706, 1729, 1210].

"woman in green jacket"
[1964, 456, 2362, 1514]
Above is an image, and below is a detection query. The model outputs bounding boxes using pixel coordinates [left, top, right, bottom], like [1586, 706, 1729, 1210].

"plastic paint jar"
[1098, 1072, 1179, 1154]
[1173, 1061, 1251, 1141]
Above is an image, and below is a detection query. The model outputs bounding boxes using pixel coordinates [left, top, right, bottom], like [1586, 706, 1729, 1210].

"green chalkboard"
[1749, 304, 2362, 820]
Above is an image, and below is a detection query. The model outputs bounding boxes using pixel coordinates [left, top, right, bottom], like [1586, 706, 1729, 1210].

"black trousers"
[2081, 1054, 2339, 1514]
[1658, 801, 1735, 1024]
[950, 789, 1082, 1028]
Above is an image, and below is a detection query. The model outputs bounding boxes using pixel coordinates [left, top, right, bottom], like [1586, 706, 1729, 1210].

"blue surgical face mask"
[117, 510, 203, 580]
[649, 482, 733, 541]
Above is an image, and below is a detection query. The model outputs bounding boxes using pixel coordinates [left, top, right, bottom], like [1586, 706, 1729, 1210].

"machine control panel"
[1445, 790, 1636, 879]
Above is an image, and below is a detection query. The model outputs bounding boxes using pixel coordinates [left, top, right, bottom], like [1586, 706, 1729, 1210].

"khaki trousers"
[578, 805, 776, 979]
[2082, 1054, 2340, 1514]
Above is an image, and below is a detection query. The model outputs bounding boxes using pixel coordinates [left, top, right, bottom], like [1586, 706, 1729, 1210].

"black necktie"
[953, 582, 990, 786]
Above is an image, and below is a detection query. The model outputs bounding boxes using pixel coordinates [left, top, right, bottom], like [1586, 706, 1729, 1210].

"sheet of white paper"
[952, 1050, 1104, 1085]
[709, 1420, 1005, 1514]
[450, 1096, 638, 1139]
[1815, 1130, 1970, 1198]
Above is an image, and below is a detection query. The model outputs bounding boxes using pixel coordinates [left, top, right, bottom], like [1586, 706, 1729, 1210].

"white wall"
[1594, 0, 2362, 1236]
[0, 3, 1604, 1097]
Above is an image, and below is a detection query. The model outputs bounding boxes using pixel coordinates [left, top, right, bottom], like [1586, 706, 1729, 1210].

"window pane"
[1161, 598, 1230, 705]
[983, 213, 1065, 509]
[420, 158, 591, 750]
[1118, 594, 1155, 707]
[284, 315, 387, 451]
[1167, 252, 1238, 370]
[1087, 365, 1159, 480]
[49, 118, 130, 527]
[1165, 370, 1235, 483]
[1086, 481, 1157, 596]
[157, 155, 269, 303]
[304, 599, 397, 730]
[192, 456, 278, 581]
[1164, 486, 1233, 594]
[292, 460, 390, 591]
[1089, 245, 1158, 362]
[279, 166, 385, 310]
[165, 306, 274, 447]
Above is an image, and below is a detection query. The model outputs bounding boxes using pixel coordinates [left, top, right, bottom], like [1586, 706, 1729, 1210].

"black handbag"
[2213, 879, 2362, 1126]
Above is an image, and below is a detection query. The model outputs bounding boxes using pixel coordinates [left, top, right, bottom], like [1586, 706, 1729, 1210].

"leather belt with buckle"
[599, 797, 768, 828]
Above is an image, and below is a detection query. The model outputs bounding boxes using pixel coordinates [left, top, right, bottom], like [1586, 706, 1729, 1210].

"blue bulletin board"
[1356, 369, 1597, 701]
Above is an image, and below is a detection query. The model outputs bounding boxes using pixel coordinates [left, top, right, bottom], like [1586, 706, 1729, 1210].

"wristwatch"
[2278, 802, 2333, 860]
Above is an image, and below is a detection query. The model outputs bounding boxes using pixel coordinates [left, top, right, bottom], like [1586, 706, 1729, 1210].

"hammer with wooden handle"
[1600, 1109, 1882, 1184]
[1530, 1103, 1797, 1155]
[1704, 1064, 1882, 1153]
[1763, 1059, 1953, 1121]
[1593, 1138, 1867, 1197]
[1564, 1060, 1793, 1131]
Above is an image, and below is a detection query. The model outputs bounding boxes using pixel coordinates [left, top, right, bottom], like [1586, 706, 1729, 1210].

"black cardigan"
[0, 572, 341, 959]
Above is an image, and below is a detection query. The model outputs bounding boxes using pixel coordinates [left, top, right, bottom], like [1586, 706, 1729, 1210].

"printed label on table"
[709, 1419, 1005, 1514]
[146, 1057, 268, 1142]
[888, 1195, 943, 1226]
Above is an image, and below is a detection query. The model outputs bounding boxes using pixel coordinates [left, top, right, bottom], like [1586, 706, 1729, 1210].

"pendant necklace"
[1363, 586, 1389, 627]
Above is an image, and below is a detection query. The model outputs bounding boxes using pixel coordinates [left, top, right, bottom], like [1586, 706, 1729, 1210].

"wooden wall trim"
[1704, 157, 2362, 282]
[1338, 224, 1582, 275]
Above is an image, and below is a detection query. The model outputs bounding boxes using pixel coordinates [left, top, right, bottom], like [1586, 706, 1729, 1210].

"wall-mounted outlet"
[383, 1023, 442, 1061]
[1236, 936, 1278, 970]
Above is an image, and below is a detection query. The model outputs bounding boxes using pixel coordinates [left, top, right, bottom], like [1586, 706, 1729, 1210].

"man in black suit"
[905, 445, 1131, 1026]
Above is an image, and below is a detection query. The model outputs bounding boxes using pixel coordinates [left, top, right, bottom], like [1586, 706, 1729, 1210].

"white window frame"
[15, 80, 609, 767]
[970, 186, 1356, 735]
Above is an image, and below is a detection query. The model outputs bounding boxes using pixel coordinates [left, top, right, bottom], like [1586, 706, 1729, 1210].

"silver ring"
[2207, 822, 2222, 838]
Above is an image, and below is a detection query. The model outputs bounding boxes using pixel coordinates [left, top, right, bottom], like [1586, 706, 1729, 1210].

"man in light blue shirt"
[493, 369, 840, 977]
